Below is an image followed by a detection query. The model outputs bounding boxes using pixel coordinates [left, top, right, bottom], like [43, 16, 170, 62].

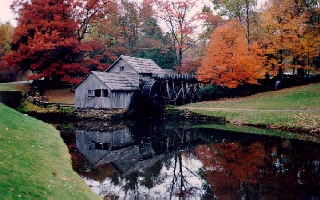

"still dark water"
[52, 118, 320, 199]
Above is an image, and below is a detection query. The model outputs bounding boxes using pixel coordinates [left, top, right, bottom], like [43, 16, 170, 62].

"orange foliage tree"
[197, 20, 264, 88]
[6, 0, 112, 84]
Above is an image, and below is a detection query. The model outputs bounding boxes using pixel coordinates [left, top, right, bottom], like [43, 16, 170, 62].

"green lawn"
[0, 103, 99, 199]
[190, 83, 320, 110]
[177, 83, 320, 134]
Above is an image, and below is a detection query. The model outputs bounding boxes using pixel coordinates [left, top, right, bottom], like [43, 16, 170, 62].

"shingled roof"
[109, 55, 163, 74]
[92, 71, 138, 91]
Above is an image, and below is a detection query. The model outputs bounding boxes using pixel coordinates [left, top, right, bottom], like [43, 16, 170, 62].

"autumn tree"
[197, 20, 264, 88]
[154, 0, 202, 67]
[6, 0, 112, 84]
[295, 0, 320, 75]
[258, 0, 319, 77]
[134, 0, 176, 69]
[199, 6, 226, 43]
[174, 57, 201, 74]
[88, 0, 176, 69]
[212, 0, 258, 45]
[86, 1, 127, 59]
[0, 22, 16, 82]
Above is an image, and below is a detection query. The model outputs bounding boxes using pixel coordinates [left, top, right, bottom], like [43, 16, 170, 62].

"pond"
[51, 117, 320, 199]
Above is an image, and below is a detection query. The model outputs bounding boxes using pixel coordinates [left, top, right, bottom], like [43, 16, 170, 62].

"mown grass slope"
[0, 103, 99, 199]
[177, 83, 320, 133]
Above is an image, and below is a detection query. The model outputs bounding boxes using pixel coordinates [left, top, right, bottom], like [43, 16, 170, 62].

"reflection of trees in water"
[58, 119, 320, 199]
[197, 142, 270, 199]
[96, 150, 205, 199]
[169, 151, 204, 198]
[79, 150, 205, 198]
[196, 138, 320, 199]
[71, 124, 208, 198]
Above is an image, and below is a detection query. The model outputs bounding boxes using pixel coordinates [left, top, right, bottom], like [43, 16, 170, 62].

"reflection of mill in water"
[75, 125, 202, 176]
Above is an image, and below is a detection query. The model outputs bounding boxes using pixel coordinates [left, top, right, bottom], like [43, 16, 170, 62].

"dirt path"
[177, 106, 319, 112]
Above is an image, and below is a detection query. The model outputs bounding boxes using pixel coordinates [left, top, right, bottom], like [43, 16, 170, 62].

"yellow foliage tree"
[0, 23, 16, 82]
[259, 0, 319, 76]
[0, 23, 13, 58]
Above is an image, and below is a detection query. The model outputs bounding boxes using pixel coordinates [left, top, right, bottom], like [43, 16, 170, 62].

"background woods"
[0, 22, 15, 82]
[0, 0, 319, 96]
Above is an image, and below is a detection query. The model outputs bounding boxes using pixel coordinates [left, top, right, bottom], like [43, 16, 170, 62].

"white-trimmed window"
[120, 66, 124, 72]
[88, 89, 109, 97]
[88, 90, 95, 97]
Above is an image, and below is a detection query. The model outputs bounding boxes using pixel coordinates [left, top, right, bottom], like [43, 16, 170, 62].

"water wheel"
[141, 80, 167, 110]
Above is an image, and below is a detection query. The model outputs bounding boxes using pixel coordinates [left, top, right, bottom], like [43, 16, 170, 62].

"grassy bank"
[0, 103, 99, 199]
[0, 82, 31, 93]
[0, 82, 75, 104]
[176, 83, 320, 134]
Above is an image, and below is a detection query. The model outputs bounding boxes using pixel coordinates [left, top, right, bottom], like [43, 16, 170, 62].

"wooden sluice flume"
[141, 73, 201, 106]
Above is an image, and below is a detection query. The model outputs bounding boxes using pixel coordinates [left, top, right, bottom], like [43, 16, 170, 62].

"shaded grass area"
[192, 123, 320, 143]
[0, 82, 75, 104]
[0, 103, 99, 199]
[17, 99, 74, 114]
[43, 86, 75, 104]
[176, 83, 320, 134]
[0, 82, 31, 93]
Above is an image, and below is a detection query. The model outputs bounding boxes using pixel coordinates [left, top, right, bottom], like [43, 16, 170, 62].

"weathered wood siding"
[75, 74, 135, 109]
[108, 59, 136, 74]
[76, 128, 132, 165]
[108, 59, 152, 82]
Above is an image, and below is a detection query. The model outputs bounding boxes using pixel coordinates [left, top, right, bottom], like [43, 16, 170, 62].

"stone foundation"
[74, 108, 129, 120]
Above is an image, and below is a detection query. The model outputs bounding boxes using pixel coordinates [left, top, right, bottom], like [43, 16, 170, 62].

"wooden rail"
[25, 92, 74, 108]
[153, 73, 197, 81]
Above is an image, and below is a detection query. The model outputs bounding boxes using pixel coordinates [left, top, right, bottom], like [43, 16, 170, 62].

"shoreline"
[22, 105, 320, 137]
[170, 107, 320, 137]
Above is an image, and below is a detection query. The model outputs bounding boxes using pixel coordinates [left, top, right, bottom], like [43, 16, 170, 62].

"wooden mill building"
[75, 71, 139, 109]
[106, 55, 164, 85]
[75, 55, 200, 109]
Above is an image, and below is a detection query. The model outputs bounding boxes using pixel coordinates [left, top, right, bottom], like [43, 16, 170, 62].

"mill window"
[101, 89, 109, 97]
[94, 89, 101, 97]
[88, 90, 95, 97]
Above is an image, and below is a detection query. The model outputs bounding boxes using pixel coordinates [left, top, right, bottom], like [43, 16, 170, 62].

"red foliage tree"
[6, 0, 111, 84]
[174, 57, 201, 75]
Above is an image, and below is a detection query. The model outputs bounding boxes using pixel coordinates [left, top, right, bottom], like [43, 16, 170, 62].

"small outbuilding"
[75, 71, 139, 109]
